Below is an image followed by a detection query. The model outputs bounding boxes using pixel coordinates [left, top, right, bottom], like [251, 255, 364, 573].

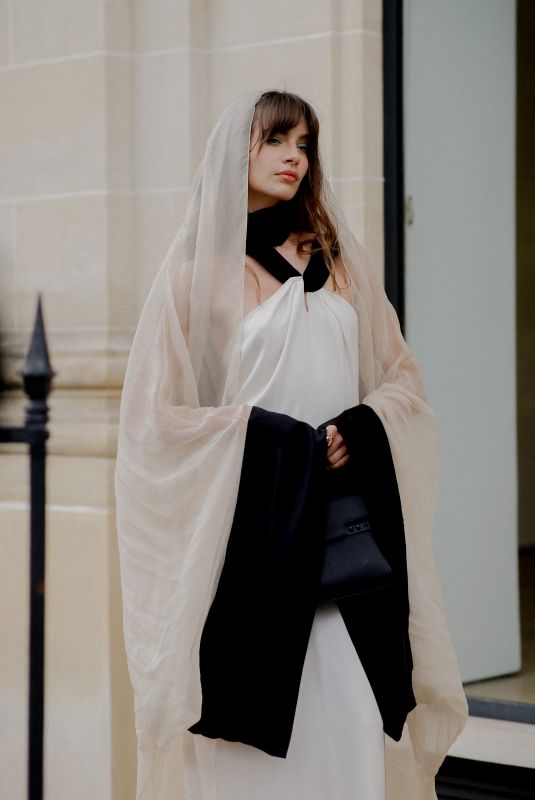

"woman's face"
[248, 118, 309, 212]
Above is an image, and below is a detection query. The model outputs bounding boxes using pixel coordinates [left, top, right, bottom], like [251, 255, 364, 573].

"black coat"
[189, 403, 416, 757]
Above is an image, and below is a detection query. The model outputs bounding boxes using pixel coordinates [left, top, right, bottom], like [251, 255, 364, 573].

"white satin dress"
[187, 276, 386, 800]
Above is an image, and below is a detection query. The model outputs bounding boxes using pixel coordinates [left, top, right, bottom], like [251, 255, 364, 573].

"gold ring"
[326, 433, 334, 448]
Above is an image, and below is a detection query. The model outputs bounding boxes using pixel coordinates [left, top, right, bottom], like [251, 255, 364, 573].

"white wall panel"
[404, 0, 519, 682]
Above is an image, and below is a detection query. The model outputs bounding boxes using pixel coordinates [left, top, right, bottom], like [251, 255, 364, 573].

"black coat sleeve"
[321, 403, 417, 740]
[189, 406, 328, 758]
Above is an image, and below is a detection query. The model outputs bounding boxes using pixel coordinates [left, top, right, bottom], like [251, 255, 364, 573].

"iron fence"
[0, 297, 54, 800]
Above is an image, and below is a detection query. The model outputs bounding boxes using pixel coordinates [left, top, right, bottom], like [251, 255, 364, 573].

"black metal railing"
[0, 297, 54, 800]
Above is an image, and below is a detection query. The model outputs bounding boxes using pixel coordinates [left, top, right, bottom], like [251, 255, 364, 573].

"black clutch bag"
[318, 483, 395, 605]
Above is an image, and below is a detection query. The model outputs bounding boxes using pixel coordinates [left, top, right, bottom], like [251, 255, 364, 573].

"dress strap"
[246, 201, 331, 292]
[246, 239, 330, 292]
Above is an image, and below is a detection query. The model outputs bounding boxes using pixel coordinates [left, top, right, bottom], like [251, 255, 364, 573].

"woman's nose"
[284, 147, 300, 163]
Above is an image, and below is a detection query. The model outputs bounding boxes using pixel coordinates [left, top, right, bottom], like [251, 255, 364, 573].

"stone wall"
[0, 2, 383, 797]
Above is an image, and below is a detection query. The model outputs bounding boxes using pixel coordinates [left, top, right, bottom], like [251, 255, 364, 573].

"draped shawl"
[114, 91, 468, 800]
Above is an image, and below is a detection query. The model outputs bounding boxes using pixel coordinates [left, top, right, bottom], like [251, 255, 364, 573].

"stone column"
[0, 2, 136, 798]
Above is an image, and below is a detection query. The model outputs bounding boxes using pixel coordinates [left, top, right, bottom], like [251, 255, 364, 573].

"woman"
[115, 91, 468, 800]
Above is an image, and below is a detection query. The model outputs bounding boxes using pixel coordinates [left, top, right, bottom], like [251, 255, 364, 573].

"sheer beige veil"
[334, 201, 469, 796]
[115, 93, 256, 787]
[115, 90, 467, 799]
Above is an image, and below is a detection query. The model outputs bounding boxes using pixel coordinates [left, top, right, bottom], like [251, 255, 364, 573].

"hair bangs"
[254, 91, 318, 143]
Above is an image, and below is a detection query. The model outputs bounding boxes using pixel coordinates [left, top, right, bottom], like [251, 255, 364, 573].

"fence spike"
[21, 295, 55, 386]
[20, 295, 55, 426]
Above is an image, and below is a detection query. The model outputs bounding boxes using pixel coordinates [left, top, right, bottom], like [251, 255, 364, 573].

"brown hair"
[250, 90, 349, 293]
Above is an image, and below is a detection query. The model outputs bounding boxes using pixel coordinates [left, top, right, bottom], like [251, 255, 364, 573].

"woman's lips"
[276, 172, 298, 182]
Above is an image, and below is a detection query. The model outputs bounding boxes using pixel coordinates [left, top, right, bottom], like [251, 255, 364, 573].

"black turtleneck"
[246, 201, 331, 293]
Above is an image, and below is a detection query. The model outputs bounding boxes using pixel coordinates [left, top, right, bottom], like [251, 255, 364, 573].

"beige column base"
[0, 388, 136, 800]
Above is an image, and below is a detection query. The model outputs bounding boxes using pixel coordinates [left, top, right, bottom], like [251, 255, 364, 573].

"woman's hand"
[325, 424, 350, 470]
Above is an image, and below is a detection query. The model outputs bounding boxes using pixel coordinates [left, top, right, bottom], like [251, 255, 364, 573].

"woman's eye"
[267, 136, 281, 144]
[298, 143, 308, 151]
